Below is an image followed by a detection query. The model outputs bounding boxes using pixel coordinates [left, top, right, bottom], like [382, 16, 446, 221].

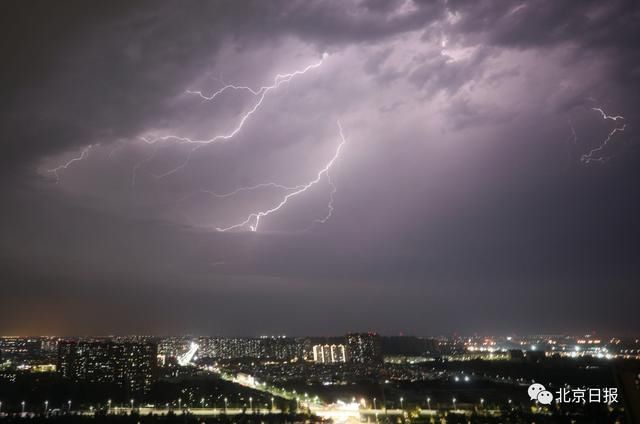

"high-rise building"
[58, 340, 157, 395]
[346, 333, 382, 363]
[194, 336, 305, 361]
[312, 344, 347, 363]
[0, 337, 43, 360]
[198, 337, 248, 359]
[260, 336, 303, 361]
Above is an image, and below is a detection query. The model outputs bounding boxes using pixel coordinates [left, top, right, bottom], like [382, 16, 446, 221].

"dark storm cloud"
[1, 0, 447, 170]
[408, 46, 493, 96]
[447, 0, 640, 49]
[445, 0, 640, 104]
[1, 0, 640, 336]
[3, 0, 638, 167]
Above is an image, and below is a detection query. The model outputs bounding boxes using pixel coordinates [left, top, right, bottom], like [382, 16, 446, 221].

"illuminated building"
[158, 337, 191, 358]
[58, 340, 157, 395]
[193, 336, 304, 361]
[0, 337, 42, 360]
[312, 344, 347, 363]
[346, 333, 382, 363]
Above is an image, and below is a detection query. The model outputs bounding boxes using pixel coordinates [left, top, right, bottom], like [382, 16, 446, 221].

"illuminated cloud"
[1, 1, 639, 335]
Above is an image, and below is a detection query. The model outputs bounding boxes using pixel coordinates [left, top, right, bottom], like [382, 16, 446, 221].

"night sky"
[2, 1, 639, 336]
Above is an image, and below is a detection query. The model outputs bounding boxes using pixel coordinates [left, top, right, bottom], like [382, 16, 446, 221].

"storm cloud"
[1, 0, 639, 336]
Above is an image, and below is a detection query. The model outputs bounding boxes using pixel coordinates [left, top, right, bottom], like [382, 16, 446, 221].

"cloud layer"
[1, 0, 639, 335]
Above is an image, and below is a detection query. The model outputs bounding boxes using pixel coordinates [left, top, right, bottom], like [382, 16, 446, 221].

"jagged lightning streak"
[592, 107, 624, 121]
[174, 181, 305, 204]
[312, 173, 337, 225]
[201, 182, 306, 199]
[580, 107, 626, 164]
[141, 53, 329, 178]
[184, 52, 327, 105]
[216, 121, 346, 232]
[46, 144, 94, 182]
[48, 54, 328, 182]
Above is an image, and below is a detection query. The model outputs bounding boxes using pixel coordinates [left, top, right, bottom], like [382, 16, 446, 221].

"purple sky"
[1, 0, 639, 336]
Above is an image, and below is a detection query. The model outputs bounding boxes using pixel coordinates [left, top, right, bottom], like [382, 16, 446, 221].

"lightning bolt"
[46, 144, 94, 182]
[44, 53, 344, 234]
[216, 121, 347, 232]
[175, 182, 306, 204]
[201, 182, 306, 199]
[48, 54, 328, 181]
[591, 107, 624, 121]
[580, 107, 626, 164]
[184, 56, 326, 103]
[141, 53, 328, 178]
[312, 173, 337, 226]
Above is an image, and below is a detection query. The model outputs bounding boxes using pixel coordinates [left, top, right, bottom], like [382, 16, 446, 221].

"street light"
[373, 398, 377, 410]
[130, 399, 134, 411]
[399, 397, 404, 410]
[249, 397, 253, 412]
[44, 401, 49, 414]
[224, 397, 228, 413]
[271, 397, 274, 411]
[480, 398, 484, 408]
[452, 397, 456, 410]
[426, 397, 431, 410]
[201, 398, 205, 409]
[178, 398, 182, 411]
[21, 401, 26, 414]
[107, 400, 111, 414]
[68, 400, 72, 413]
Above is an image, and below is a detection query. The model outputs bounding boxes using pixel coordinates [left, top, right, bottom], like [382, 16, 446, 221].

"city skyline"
[2, 1, 640, 337]
[0, 331, 636, 339]
[0, 333, 637, 421]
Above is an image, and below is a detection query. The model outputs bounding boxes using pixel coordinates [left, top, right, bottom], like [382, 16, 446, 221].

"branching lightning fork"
[580, 107, 626, 164]
[47, 144, 95, 182]
[141, 54, 328, 177]
[313, 172, 337, 225]
[201, 182, 307, 199]
[216, 121, 347, 232]
[45, 53, 345, 233]
[592, 107, 624, 122]
[48, 54, 328, 180]
[175, 182, 306, 204]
